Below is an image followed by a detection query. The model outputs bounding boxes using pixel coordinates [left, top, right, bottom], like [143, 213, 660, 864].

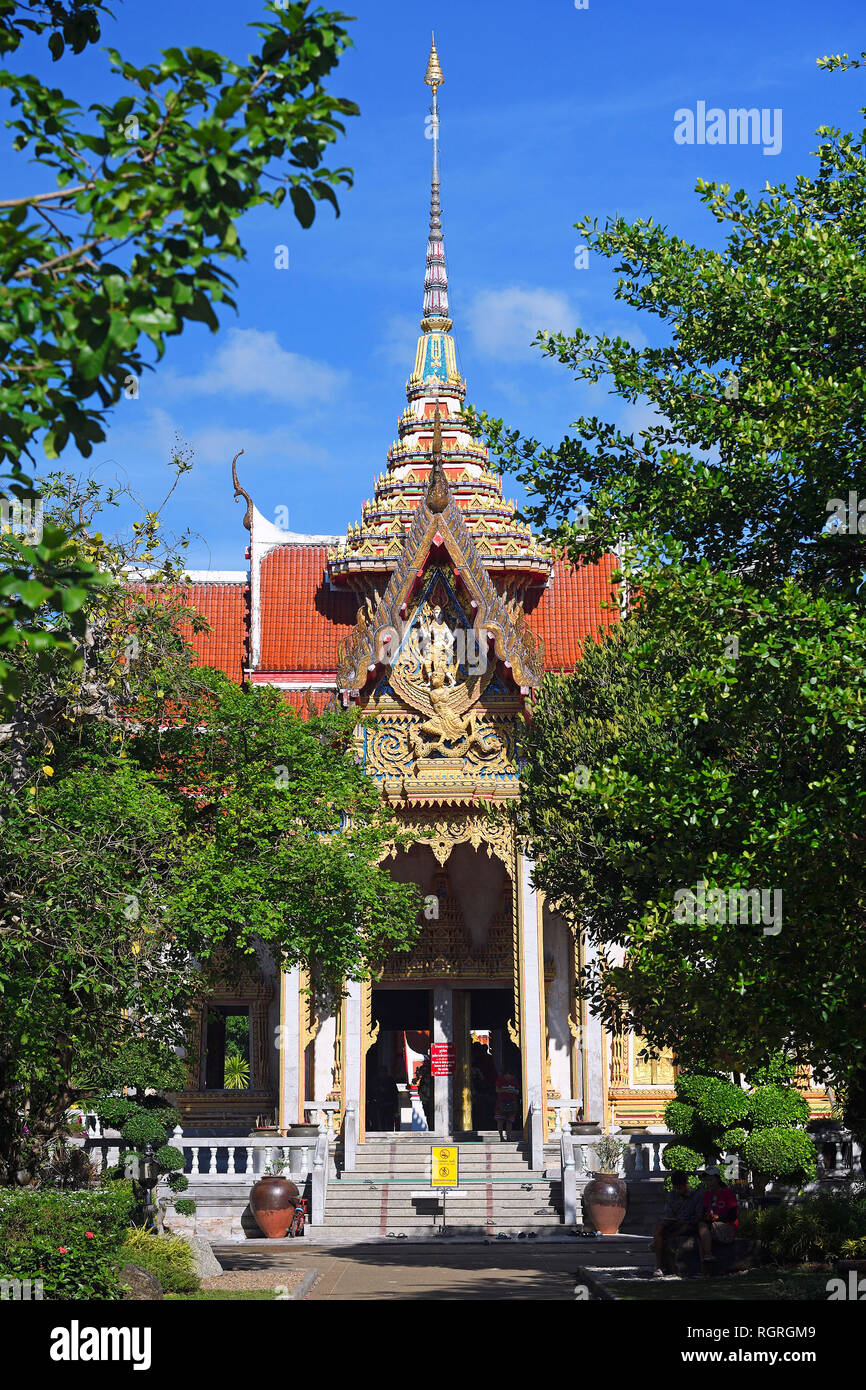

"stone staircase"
[317, 1134, 564, 1239]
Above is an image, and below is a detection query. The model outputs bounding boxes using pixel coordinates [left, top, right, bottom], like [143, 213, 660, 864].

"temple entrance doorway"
[366, 988, 433, 1133]
[463, 988, 521, 1133]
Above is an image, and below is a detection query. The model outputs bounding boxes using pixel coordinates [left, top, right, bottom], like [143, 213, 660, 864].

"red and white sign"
[431, 1043, 455, 1077]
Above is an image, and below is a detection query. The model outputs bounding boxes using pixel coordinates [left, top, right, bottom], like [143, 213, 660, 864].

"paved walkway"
[212, 1238, 654, 1300]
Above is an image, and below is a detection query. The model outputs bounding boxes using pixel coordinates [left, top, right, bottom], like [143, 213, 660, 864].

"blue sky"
[5, 0, 866, 567]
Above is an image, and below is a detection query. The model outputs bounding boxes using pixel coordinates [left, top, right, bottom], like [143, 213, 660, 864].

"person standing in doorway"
[494, 1069, 520, 1141]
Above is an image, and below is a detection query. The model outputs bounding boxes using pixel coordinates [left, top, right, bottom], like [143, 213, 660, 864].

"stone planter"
[283, 1124, 316, 1139]
[249, 1175, 299, 1239]
[571, 1121, 601, 1135]
[583, 1172, 627, 1235]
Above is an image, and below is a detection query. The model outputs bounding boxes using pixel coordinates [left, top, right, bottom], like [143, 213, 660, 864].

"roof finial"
[421, 36, 451, 334]
[231, 448, 252, 531]
[425, 32, 444, 91]
[426, 403, 450, 513]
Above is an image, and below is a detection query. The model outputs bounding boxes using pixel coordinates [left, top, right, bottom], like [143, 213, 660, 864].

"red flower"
[58, 1246, 68, 1254]
[85, 1232, 94, 1239]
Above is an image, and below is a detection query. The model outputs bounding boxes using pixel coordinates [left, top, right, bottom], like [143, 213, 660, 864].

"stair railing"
[560, 1131, 577, 1225]
[311, 1128, 330, 1226]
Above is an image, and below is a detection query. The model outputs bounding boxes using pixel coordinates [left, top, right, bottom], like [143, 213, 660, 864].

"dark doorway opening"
[204, 1005, 251, 1091]
[366, 989, 432, 1132]
[468, 988, 521, 1132]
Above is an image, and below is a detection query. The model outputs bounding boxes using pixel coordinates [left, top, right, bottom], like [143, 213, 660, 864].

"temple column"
[517, 851, 546, 1164]
[343, 978, 363, 1148]
[278, 965, 302, 1129]
[582, 940, 605, 1126]
[432, 986, 453, 1135]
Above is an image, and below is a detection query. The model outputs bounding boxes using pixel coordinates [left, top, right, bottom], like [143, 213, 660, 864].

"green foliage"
[153, 1146, 184, 1173]
[223, 1053, 250, 1090]
[662, 1145, 704, 1174]
[0, 2, 358, 465]
[119, 1110, 176, 1148]
[663, 1100, 695, 1134]
[687, 1076, 750, 1131]
[748, 1085, 810, 1132]
[119, 1226, 199, 1294]
[0, 1181, 136, 1299]
[172, 1198, 196, 1218]
[740, 1189, 866, 1264]
[743, 1056, 797, 1088]
[720, 1128, 748, 1151]
[740, 1128, 818, 1182]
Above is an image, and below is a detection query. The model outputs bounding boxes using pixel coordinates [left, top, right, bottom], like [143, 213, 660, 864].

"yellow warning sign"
[431, 1146, 458, 1188]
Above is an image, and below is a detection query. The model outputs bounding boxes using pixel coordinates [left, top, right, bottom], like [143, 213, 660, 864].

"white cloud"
[164, 327, 347, 404]
[464, 286, 575, 362]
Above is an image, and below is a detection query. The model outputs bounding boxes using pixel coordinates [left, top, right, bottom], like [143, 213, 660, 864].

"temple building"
[171, 40, 823, 1151]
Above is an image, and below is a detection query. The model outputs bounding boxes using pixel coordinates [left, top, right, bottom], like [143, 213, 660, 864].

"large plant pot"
[249, 1175, 299, 1239]
[571, 1122, 601, 1136]
[583, 1172, 627, 1235]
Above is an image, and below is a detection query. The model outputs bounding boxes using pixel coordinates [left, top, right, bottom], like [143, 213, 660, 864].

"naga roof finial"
[426, 404, 450, 514]
[231, 448, 252, 531]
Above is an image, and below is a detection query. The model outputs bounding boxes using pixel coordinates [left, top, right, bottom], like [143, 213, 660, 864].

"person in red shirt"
[697, 1165, 738, 1272]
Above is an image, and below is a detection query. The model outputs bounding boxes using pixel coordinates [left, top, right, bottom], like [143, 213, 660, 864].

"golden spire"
[425, 32, 444, 90]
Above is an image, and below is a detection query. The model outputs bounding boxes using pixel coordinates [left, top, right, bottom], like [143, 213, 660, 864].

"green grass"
[608, 1269, 832, 1302]
[166, 1288, 280, 1301]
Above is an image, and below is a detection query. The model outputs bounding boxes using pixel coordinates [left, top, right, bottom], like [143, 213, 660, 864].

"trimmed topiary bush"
[663, 1100, 695, 1134]
[0, 1183, 137, 1300]
[748, 1085, 810, 1131]
[740, 1127, 817, 1183]
[720, 1127, 748, 1151]
[662, 1144, 704, 1173]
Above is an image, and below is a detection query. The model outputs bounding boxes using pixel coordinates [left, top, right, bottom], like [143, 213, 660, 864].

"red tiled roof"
[258, 546, 358, 672]
[281, 690, 336, 717]
[525, 555, 619, 671]
[148, 582, 247, 684]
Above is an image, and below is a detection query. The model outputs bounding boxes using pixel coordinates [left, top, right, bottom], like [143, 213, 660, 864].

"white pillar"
[279, 965, 301, 1130]
[344, 979, 363, 1138]
[582, 940, 605, 1124]
[433, 986, 453, 1136]
[519, 853, 546, 1167]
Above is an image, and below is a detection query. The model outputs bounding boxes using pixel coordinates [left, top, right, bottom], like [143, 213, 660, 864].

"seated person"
[697, 1164, 739, 1273]
[652, 1169, 703, 1277]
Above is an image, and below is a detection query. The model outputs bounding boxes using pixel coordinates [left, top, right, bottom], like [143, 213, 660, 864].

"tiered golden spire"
[425, 32, 444, 90]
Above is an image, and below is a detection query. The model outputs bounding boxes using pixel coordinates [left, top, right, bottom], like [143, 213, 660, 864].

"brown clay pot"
[583, 1172, 627, 1235]
[249, 1175, 299, 1238]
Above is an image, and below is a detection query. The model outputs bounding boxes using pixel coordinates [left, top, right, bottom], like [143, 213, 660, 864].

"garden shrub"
[720, 1128, 748, 1151]
[119, 1227, 200, 1294]
[740, 1128, 817, 1183]
[0, 1183, 136, 1300]
[740, 1189, 866, 1265]
[663, 1100, 695, 1134]
[661, 1144, 704, 1173]
[748, 1085, 810, 1131]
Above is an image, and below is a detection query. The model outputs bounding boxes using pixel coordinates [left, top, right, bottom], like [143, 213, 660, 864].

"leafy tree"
[481, 56, 866, 1124]
[0, 0, 358, 463]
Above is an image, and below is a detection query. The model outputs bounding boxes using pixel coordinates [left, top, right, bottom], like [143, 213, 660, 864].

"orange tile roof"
[525, 555, 619, 671]
[137, 581, 248, 684]
[258, 546, 358, 673]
